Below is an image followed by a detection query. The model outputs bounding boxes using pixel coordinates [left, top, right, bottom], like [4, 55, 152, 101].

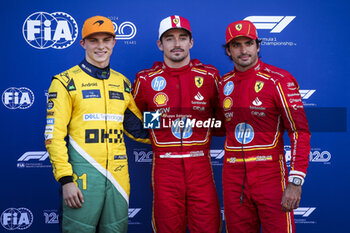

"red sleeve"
[275, 74, 311, 184]
[132, 73, 147, 113]
[212, 74, 226, 136]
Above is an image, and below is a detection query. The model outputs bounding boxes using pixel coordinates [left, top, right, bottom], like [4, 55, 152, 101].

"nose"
[174, 38, 181, 47]
[240, 45, 247, 54]
[97, 40, 104, 49]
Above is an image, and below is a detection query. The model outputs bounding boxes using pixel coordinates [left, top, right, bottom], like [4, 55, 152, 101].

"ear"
[157, 39, 163, 52]
[189, 37, 194, 49]
[226, 46, 231, 57]
[80, 39, 85, 49]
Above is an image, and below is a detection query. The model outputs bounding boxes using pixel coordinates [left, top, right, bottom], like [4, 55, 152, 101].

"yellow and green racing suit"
[45, 60, 149, 233]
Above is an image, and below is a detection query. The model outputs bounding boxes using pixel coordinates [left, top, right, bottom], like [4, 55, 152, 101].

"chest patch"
[109, 91, 124, 100]
[82, 90, 101, 99]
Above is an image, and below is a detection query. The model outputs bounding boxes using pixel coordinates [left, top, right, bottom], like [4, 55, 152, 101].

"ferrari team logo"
[195, 76, 204, 88]
[254, 81, 264, 93]
[235, 24, 242, 31]
[173, 18, 179, 25]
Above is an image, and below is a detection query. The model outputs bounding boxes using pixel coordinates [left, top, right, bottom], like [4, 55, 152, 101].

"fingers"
[78, 189, 85, 204]
[62, 183, 83, 209]
[281, 197, 300, 212]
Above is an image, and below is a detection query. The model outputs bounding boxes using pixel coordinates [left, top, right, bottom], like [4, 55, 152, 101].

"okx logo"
[244, 16, 295, 33]
[143, 111, 161, 129]
[23, 12, 78, 49]
[1, 208, 34, 230]
[2, 87, 34, 109]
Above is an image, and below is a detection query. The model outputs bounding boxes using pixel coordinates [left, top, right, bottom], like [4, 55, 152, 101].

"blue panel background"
[1, 0, 349, 232]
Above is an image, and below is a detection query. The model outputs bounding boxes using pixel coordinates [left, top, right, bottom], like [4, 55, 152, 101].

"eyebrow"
[164, 33, 189, 38]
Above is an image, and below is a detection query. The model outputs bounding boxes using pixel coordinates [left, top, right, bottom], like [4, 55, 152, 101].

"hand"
[62, 182, 84, 209]
[281, 183, 302, 212]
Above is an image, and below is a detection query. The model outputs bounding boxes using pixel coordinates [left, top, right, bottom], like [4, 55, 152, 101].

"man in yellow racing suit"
[44, 16, 149, 233]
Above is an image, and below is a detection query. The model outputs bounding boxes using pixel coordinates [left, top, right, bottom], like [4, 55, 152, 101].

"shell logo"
[153, 92, 169, 107]
[223, 97, 233, 110]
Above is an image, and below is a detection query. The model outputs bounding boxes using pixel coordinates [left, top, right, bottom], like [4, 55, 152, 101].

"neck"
[164, 56, 191, 69]
[85, 57, 110, 69]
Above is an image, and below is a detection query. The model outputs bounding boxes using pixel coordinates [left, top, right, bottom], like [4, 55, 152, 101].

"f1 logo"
[244, 16, 296, 33]
[18, 151, 49, 161]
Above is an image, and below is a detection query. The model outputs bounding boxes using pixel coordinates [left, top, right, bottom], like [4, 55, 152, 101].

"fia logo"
[2, 87, 34, 109]
[143, 111, 161, 129]
[244, 16, 296, 33]
[22, 12, 78, 49]
[1, 208, 33, 230]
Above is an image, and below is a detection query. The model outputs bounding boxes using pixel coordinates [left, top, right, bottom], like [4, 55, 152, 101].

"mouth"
[171, 48, 184, 53]
[239, 55, 251, 61]
[95, 51, 107, 56]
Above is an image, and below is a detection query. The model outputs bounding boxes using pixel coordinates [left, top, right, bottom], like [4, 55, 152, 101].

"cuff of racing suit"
[59, 176, 73, 185]
[289, 170, 306, 185]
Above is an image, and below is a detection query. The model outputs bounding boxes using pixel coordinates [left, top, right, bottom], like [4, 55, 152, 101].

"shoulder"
[53, 65, 81, 86]
[220, 70, 235, 85]
[259, 63, 296, 85]
[191, 59, 220, 81]
[135, 62, 164, 81]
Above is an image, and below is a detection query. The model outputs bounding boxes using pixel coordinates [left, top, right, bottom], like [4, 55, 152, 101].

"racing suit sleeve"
[123, 96, 150, 144]
[123, 78, 150, 144]
[45, 78, 73, 183]
[131, 74, 148, 113]
[212, 74, 226, 137]
[275, 74, 311, 185]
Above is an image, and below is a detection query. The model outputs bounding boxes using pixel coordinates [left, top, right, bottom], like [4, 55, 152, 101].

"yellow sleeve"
[45, 78, 73, 182]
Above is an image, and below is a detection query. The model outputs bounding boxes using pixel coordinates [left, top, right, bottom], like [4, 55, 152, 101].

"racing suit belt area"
[133, 59, 222, 232]
[45, 60, 149, 233]
[219, 59, 311, 233]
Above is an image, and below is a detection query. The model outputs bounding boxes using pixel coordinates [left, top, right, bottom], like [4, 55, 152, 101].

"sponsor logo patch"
[48, 92, 57, 99]
[109, 91, 124, 100]
[223, 97, 233, 110]
[151, 76, 166, 91]
[82, 90, 101, 99]
[153, 93, 168, 107]
[224, 81, 234, 96]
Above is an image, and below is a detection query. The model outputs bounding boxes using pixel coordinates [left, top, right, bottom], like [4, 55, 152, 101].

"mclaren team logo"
[195, 76, 204, 88]
[153, 92, 168, 107]
[255, 81, 264, 93]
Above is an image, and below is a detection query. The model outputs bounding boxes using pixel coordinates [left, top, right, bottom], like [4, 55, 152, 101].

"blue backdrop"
[1, 0, 349, 232]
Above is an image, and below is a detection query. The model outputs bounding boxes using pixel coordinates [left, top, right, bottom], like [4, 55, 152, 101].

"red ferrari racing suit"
[132, 59, 222, 233]
[219, 59, 311, 233]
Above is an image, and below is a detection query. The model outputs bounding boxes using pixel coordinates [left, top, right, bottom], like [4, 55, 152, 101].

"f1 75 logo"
[244, 16, 296, 33]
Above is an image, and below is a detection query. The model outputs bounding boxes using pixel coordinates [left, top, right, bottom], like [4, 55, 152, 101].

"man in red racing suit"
[132, 15, 222, 233]
[219, 20, 311, 233]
